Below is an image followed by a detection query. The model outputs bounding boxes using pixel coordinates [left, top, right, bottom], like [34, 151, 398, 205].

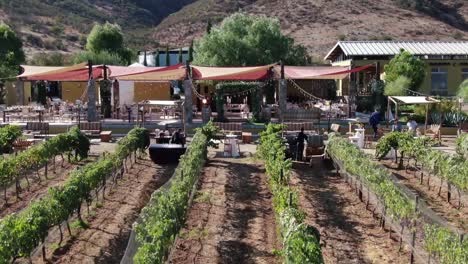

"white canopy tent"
[388, 96, 440, 131]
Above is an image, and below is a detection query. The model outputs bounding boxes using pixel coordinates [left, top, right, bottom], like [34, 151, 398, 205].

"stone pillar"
[15, 80, 24, 105]
[278, 79, 287, 123]
[87, 78, 97, 121]
[183, 79, 193, 124]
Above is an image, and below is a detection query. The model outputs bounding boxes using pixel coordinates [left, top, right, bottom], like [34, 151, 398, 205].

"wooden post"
[424, 104, 429, 133]
[183, 61, 193, 124]
[87, 60, 97, 121]
[395, 102, 398, 122]
[410, 195, 419, 264]
[278, 61, 287, 123]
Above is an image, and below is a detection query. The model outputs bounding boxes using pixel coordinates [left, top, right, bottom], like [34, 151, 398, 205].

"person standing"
[296, 127, 308, 162]
[369, 109, 381, 138]
[391, 119, 402, 132]
[170, 128, 185, 146]
[407, 118, 418, 135]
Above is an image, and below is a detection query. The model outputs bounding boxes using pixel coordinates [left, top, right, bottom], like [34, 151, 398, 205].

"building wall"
[62, 82, 87, 103]
[344, 59, 468, 96]
[24, 82, 31, 104]
[119, 81, 134, 107]
[5, 82, 16, 106]
[134, 82, 171, 102]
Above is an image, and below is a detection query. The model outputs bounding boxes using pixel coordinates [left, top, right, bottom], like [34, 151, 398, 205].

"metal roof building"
[325, 41, 468, 61]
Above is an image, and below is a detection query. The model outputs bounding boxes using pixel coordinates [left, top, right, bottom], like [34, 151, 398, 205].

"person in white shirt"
[407, 118, 418, 135]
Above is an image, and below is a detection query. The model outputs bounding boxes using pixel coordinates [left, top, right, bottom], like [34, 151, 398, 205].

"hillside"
[0, 0, 467, 61]
[152, 0, 468, 60]
[0, 0, 195, 57]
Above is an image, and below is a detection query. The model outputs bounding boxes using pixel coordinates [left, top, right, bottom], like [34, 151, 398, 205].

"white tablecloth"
[225, 135, 240, 157]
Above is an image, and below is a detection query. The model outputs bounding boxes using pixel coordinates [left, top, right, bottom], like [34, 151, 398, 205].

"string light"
[287, 78, 325, 103]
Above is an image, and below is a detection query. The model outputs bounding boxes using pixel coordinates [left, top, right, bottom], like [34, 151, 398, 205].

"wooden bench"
[25, 122, 49, 138]
[283, 108, 321, 121]
[79, 122, 102, 136]
[284, 122, 314, 133]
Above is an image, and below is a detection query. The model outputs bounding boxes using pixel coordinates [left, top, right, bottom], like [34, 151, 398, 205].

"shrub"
[0, 125, 22, 153]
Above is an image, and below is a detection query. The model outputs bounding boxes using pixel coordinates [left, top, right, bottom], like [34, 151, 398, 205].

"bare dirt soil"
[25, 156, 176, 264]
[169, 150, 280, 264]
[290, 161, 411, 264]
[0, 157, 93, 219]
[381, 160, 468, 232]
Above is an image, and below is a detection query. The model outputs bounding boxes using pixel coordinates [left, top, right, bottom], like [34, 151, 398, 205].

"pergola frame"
[387, 96, 440, 132]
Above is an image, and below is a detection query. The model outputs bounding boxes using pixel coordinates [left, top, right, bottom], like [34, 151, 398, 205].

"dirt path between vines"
[381, 160, 468, 232]
[290, 161, 411, 264]
[169, 148, 280, 264]
[0, 157, 94, 219]
[26, 156, 176, 264]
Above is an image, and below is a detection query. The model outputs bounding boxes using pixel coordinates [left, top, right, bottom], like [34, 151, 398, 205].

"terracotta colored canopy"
[18, 63, 375, 81]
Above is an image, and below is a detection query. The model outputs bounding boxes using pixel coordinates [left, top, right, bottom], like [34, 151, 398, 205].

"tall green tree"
[83, 22, 132, 65]
[193, 13, 308, 66]
[0, 23, 25, 104]
[384, 49, 425, 91]
[165, 46, 170, 66]
[155, 49, 160, 67]
[384, 76, 411, 96]
[178, 48, 183, 63]
[188, 41, 194, 62]
[206, 19, 213, 34]
[457, 79, 468, 101]
[0, 23, 25, 76]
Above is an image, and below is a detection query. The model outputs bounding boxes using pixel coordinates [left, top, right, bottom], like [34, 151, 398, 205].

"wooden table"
[100, 131, 112, 142]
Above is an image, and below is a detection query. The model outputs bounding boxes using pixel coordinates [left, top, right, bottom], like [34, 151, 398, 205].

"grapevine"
[0, 127, 148, 263]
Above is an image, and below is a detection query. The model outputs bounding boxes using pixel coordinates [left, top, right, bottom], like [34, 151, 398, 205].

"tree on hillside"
[384, 49, 425, 91]
[78, 22, 132, 65]
[72, 51, 125, 66]
[178, 48, 183, 63]
[188, 41, 194, 62]
[165, 46, 170, 66]
[206, 19, 213, 34]
[30, 52, 68, 66]
[155, 49, 160, 66]
[0, 23, 25, 104]
[193, 13, 308, 66]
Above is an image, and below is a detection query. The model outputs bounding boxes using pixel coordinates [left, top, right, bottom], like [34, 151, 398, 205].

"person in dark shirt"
[296, 127, 308, 161]
[369, 110, 381, 138]
[170, 129, 185, 146]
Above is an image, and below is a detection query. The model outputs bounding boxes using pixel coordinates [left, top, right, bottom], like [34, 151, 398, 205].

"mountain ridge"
[0, 0, 467, 62]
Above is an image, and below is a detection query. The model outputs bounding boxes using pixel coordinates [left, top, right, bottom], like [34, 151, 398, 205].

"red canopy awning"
[107, 66, 165, 78]
[275, 64, 374, 80]
[191, 65, 273, 80]
[25, 67, 103, 81]
[18, 64, 102, 81]
[114, 64, 186, 81]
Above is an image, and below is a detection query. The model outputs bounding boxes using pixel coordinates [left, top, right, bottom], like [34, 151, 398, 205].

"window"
[463, 68, 468, 81]
[431, 68, 448, 96]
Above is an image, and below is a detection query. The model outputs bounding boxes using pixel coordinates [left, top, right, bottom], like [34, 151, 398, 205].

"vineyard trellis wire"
[328, 135, 467, 264]
[0, 127, 150, 263]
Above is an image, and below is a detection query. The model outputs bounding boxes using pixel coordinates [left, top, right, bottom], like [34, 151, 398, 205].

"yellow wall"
[347, 59, 468, 96]
[5, 82, 16, 106]
[24, 82, 31, 104]
[62, 82, 87, 103]
[134, 82, 171, 102]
